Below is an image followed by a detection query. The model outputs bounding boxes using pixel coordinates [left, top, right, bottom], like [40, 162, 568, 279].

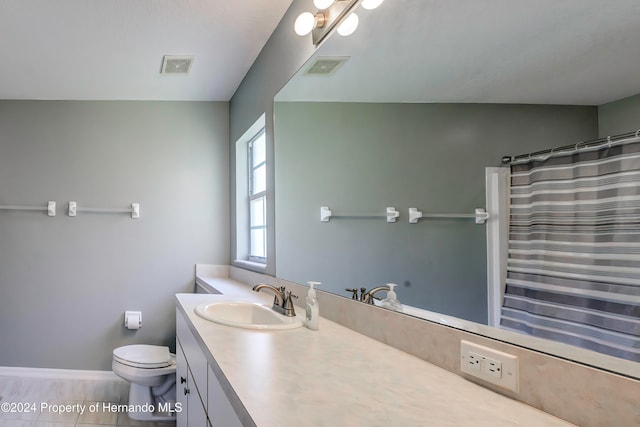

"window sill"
[233, 259, 267, 273]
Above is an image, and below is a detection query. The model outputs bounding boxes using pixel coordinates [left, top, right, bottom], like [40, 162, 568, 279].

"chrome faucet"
[252, 283, 298, 317]
[345, 285, 390, 304]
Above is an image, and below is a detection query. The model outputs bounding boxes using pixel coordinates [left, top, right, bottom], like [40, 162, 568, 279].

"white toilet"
[112, 344, 177, 422]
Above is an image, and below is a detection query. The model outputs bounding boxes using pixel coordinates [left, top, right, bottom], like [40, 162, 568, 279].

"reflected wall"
[274, 101, 597, 323]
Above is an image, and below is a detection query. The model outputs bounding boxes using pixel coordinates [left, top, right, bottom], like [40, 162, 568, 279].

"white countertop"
[176, 277, 575, 427]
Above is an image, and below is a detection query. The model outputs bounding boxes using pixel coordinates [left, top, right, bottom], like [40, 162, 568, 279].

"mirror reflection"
[273, 0, 640, 373]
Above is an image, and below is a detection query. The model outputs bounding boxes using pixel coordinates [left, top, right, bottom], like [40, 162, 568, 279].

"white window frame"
[248, 129, 267, 263]
[234, 114, 268, 271]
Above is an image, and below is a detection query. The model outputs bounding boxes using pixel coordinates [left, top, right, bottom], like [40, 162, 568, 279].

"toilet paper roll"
[124, 311, 142, 330]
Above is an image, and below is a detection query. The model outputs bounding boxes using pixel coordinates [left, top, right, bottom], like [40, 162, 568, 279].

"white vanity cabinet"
[207, 365, 243, 427]
[177, 310, 210, 427]
[176, 309, 245, 427]
[175, 341, 190, 426]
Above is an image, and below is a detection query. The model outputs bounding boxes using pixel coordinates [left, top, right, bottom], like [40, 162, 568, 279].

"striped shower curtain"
[500, 136, 640, 362]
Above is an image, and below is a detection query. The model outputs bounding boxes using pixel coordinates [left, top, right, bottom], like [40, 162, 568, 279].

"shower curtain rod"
[501, 128, 640, 165]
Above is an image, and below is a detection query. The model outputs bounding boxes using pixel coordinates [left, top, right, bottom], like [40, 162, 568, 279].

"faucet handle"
[282, 291, 298, 317]
[345, 288, 359, 299]
[284, 291, 298, 304]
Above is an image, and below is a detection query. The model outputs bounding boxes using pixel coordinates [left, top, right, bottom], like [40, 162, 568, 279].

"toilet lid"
[113, 345, 172, 368]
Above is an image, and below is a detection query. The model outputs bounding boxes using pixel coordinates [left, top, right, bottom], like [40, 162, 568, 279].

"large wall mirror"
[273, 0, 640, 378]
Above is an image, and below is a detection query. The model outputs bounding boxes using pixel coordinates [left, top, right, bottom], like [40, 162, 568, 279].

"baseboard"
[0, 366, 124, 382]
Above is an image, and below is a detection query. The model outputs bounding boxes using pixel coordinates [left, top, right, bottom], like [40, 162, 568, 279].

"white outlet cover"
[485, 357, 503, 378]
[467, 352, 482, 371]
[460, 340, 518, 392]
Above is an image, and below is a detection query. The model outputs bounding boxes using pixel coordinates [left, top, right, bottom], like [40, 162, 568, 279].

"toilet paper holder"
[124, 311, 142, 330]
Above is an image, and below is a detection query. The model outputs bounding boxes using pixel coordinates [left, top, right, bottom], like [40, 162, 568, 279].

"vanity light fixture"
[294, 0, 360, 45]
[294, 12, 320, 36]
[295, 0, 385, 44]
[337, 12, 359, 36]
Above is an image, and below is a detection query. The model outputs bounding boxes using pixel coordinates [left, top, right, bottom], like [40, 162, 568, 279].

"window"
[234, 114, 268, 271]
[248, 130, 267, 262]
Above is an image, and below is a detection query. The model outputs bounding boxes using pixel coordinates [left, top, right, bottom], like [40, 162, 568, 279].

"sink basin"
[195, 301, 304, 330]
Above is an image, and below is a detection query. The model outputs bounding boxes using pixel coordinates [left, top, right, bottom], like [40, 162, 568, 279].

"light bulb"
[294, 12, 315, 36]
[337, 13, 359, 36]
[314, 0, 334, 9]
[361, 0, 384, 10]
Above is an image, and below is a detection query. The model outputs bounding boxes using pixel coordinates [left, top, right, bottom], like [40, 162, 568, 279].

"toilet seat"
[113, 345, 172, 369]
[112, 357, 176, 380]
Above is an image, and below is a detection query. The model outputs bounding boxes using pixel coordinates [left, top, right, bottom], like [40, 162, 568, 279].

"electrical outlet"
[460, 340, 518, 392]
[467, 352, 482, 371]
[485, 357, 502, 378]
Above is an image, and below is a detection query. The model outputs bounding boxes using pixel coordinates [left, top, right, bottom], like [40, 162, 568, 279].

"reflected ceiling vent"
[160, 55, 194, 74]
[304, 56, 349, 76]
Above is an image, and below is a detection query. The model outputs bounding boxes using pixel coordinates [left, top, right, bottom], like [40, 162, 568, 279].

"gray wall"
[598, 93, 640, 137]
[230, 0, 316, 275]
[274, 102, 598, 322]
[0, 101, 229, 370]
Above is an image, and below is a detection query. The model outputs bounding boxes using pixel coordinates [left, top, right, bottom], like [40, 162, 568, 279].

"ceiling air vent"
[161, 55, 194, 74]
[304, 56, 349, 76]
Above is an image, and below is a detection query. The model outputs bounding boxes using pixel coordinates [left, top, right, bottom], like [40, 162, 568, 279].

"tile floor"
[0, 375, 176, 427]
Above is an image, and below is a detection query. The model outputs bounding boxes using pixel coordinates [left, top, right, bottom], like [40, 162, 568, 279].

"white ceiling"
[277, 0, 640, 105]
[0, 0, 294, 101]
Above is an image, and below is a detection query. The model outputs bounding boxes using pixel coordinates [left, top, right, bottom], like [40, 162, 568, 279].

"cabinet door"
[176, 340, 189, 427]
[207, 365, 243, 427]
[187, 368, 209, 427]
[177, 310, 208, 397]
[177, 311, 209, 427]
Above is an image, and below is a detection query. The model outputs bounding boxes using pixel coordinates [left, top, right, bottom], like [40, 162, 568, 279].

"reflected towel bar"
[320, 206, 399, 223]
[409, 207, 489, 224]
[68, 201, 140, 219]
[0, 201, 56, 217]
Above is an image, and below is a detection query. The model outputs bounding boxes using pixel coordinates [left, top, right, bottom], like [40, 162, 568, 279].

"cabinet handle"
[184, 388, 190, 396]
[180, 376, 187, 384]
